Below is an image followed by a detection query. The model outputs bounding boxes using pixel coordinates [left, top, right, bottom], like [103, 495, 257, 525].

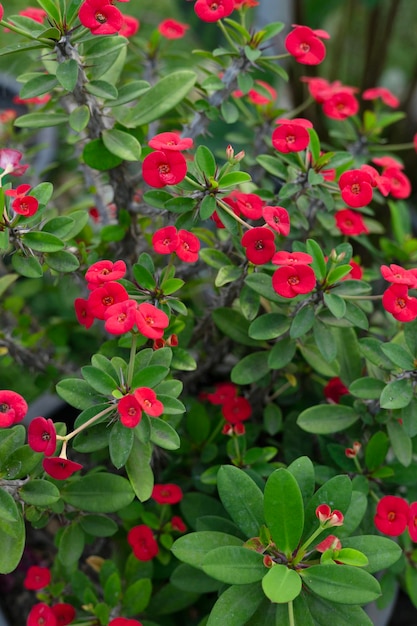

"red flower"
[135, 302, 169, 339]
[262, 205, 290, 236]
[109, 617, 142, 626]
[142, 150, 187, 188]
[380, 264, 417, 287]
[234, 80, 277, 106]
[235, 192, 264, 219]
[5, 184, 39, 217]
[315, 535, 342, 553]
[362, 87, 399, 108]
[24, 566, 51, 590]
[272, 264, 316, 298]
[127, 525, 159, 561]
[342, 259, 363, 280]
[118, 394, 142, 428]
[28, 417, 57, 456]
[285, 25, 330, 65]
[241, 227, 275, 265]
[316, 504, 344, 527]
[27, 603, 57, 626]
[176, 229, 200, 263]
[222, 396, 252, 424]
[360, 164, 391, 196]
[87, 281, 129, 320]
[50, 604, 76, 626]
[0, 390, 28, 427]
[158, 19, 189, 39]
[206, 382, 238, 405]
[374, 495, 409, 536]
[85, 259, 126, 288]
[152, 226, 179, 254]
[0, 148, 29, 176]
[119, 14, 140, 37]
[42, 457, 83, 480]
[322, 89, 359, 120]
[345, 441, 361, 458]
[19, 7, 47, 22]
[383, 167, 412, 199]
[171, 516, 187, 532]
[272, 251, 313, 266]
[0, 4, 3, 20]
[272, 118, 312, 153]
[194, 0, 234, 22]
[382, 283, 417, 322]
[339, 169, 373, 208]
[334, 209, 369, 236]
[104, 299, 137, 335]
[152, 483, 183, 504]
[148, 132, 193, 152]
[78, 0, 123, 35]
[74, 298, 94, 329]
[408, 502, 417, 542]
[134, 387, 164, 417]
[324, 377, 349, 404]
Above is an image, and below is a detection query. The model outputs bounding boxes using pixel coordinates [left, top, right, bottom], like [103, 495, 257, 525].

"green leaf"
[0, 489, 25, 573]
[212, 308, 260, 347]
[171, 563, 222, 593]
[264, 469, 304, 555]
[313, 319, 337, 363]
[22, 232, 64, 253]
[56, 378, 104, 409]
[306, 238, 325, 280]
[20, 480, 60, 506]
[268, 338, 296, 369]
[102, 129, 141, 161]
[150, 418, 180, 450]
[106, 80, 150, 107]
[81, 365, 118, 395]
[349, 377, 386, 399]
[14, 112, 67, 128]
[44, 250, 79, 272]
[125, 70, 196, 126]
[262, 565, 302, 603]
[109, 421, 134, 469]
[201, 546, 266, 584]
[207, 583, 263, 626]
[126, 437, 154, 502]
[380, 343, 415, 370]
[249, 313, 290, 340]
[306, 595, 373, 626]
[221, 100, 239, 124]
[11, 254, 43, 278]
[380, 378, 413, 409]
[324, 292, 346, 319]
[172, 531, 243, 569]
[199, 194, 217, 220]
[80, 515, 118, 538]
[387, 419, 412, 466]
[307, 128, 321, 164]
[231, 351, 270, 384]
[218, 171, 251, 188]
[342, 536, 402, 573]
[256, 154, 287, 179]
[131, 365, 169, 389]
[290, 306, 315, 339]
[19, 74, 58, 99]
[297, 404, 358, 434]
[365, 431, 389, 471]
[85, 80, 118, 100]
[69, 105, 90, 132]
[82, 139, 123, 171]
[195, 145, 216, 178]
[0, 273, 18, 297]
[300, 564, 381, 604]
[37, 0, 61, 23]
[58, 522, 85, 566]
[62, 474, 134, 513]
[171, 348, 197, 371]
[287, 456, 315, 507]
[56, 59, 78, 91]
[217, 465, 265, 538]
[215, 265, 242, 287]
[200, 248, 233, 269]
[122, 578, 152, 616]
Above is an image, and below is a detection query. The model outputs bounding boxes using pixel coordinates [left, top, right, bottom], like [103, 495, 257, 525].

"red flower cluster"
[0, 390, 28, 427]
[316, 504, 344, 527]
[362, 86, 400, 108]
[204, 381, 252, 434]
[323, 377, 349, 404]
[374, 495, 417, 541]
[338, 168, 373, 208]
[4, 183, 38, 216]
[152, 483, 183, 504]
[118, 387, 164, 428]
[143, 131, 192, 188]
[372, 156, 411, 200]
[127, 524, 159, 561]
[152, 226, 200, 262]
[285, 24, 330, 65]
[158, 19, 189, 39]
[334, 209, 368, 236]
[272, 118, 312, 153]
[78, 0, 124, 35]
[381, 263, 417, 322]
[271, 251, 316, 299]
[27, 602, 76, 626]
[75, 260, 170, 337]
[301, 77, 359, 120]
[194, 0, 234, 22]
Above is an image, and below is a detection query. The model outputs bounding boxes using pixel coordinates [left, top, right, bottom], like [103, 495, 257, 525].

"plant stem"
[127, 333, 138, 390]
[216, 198, 252, 229]
[288, 600, 295, 626]
[218, 19, 240, 51]
[58, 405, 114, 442]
